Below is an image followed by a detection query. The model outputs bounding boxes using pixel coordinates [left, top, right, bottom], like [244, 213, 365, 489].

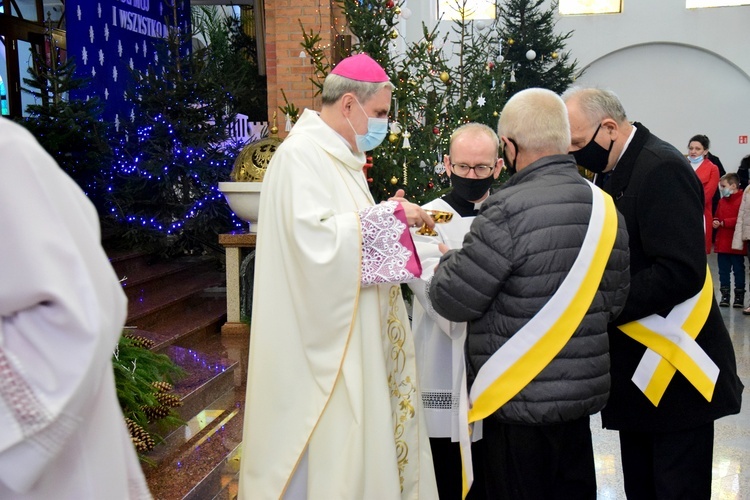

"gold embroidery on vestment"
[386, 285, 416, 493]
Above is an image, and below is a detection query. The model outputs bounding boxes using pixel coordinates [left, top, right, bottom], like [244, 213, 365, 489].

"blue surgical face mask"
[347, 98, 388, 152]
[689, 155, 704, 165]
[720, 187, 733, 198]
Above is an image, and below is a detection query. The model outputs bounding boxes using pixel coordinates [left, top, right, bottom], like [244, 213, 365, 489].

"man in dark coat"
[429, 88, 631, 499]
[564, 87, 743, 500]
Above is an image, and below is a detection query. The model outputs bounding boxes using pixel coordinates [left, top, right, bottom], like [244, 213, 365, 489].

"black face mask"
[571, 123, 614, 174]
[450, 173, 495, 202]
[502, 137, 518, 176]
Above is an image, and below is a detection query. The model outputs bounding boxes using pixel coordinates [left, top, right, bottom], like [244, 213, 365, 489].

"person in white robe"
[237, 53, 439, 499]
[408, 123, 502, 499]
[0, 117, 152, 499]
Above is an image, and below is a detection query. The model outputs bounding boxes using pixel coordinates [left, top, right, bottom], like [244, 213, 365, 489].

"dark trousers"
[476, 416, 597, 500]
[429, 437, 487, 500]
[619, 422, 714, 500]
[717, 252, 745, 289]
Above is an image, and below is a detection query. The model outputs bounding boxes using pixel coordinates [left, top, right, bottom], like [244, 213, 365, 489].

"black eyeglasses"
[449, 162, 496, 179]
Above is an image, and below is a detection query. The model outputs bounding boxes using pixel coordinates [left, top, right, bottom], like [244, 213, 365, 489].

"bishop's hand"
[388, 190, 434, 229]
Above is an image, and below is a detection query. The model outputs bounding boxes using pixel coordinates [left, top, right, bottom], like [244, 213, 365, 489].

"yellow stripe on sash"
[467, 185, 618, 425]
[618, 267, 717, 406]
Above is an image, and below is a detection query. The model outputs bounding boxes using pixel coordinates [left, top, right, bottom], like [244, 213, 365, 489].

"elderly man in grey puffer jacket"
[429, 88, 630, 500]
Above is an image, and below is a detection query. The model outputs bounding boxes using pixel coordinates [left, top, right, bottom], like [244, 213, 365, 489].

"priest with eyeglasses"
[408, 122, 502, 499]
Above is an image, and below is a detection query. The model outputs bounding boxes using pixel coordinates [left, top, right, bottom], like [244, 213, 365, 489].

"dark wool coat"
[429, 155, 631, 425]
[597, 123, 743, 432]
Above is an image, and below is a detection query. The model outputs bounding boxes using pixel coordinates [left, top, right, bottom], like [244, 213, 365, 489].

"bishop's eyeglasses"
[449, 161, 496, 179]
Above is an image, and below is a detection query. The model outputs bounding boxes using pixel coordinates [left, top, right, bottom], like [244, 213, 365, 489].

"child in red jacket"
[713, 172, 746, 307]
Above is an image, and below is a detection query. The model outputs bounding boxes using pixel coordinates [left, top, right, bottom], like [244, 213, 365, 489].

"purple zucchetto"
[330, 53, 389, 83]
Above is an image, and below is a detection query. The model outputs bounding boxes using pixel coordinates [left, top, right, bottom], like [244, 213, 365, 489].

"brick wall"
[265, 1, 345, 138]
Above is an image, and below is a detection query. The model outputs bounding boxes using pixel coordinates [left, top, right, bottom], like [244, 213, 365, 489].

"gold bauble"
[394, 7, 401, 15]
[389, 133, 399, 143]
[390, 30, 399, 39]
[440, 71, 450, 83]
[390, 176, 399, 185]
[493, 111, 499, 117]
[551, 52, 559, 59]
[230, 135, 283, 182]
[508, 38, 515, 45]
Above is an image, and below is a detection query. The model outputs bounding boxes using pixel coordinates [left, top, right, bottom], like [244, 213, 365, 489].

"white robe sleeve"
[0, 119, 130, 493]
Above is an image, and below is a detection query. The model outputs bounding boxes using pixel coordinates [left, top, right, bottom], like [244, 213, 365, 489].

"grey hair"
[449, 122, 500, 156]
[321, 73, 394, 106]
[497, 88, 571, 155]
[561, 87, 628, 125]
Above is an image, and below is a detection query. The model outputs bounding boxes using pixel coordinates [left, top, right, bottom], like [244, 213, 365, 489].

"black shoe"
[719, 288, 731, 307]
[733, 289, 745, 308]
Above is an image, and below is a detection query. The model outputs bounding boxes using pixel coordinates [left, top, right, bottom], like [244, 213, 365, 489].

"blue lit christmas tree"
[103, 27, 244, 256]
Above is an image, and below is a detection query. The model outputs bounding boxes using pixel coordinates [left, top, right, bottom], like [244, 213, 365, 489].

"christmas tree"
[193, 6, 268, 119]
[286, 0, 579, 203]
[104, 13, 243, 256]
[496, 0, 579, 94]
[18, 35, 112, 211]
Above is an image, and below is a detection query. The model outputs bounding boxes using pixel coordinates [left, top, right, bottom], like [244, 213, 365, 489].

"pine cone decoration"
[151, 381, 174, 393]
[123, 333, 155, 350]
[155, 392, 183, 408]
[142, 404, 171, 421]
[125, 417, 155, 453]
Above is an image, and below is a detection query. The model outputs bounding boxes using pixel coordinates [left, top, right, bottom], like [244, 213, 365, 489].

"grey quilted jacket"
[428, 154, 630, 425]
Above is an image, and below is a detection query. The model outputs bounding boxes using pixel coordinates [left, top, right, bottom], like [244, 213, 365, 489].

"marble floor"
[592, 252, 750, 499]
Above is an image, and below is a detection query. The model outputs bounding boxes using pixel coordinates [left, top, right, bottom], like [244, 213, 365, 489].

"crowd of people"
[2, 51, 744, 499]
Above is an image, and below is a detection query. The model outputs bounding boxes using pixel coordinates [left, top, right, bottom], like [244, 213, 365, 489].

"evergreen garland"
[114, 334, 186, 457]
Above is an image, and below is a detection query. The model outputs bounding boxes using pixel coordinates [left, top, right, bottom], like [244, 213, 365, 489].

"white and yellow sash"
[617, 266, 718, 406]
[459, 182, 618, 498]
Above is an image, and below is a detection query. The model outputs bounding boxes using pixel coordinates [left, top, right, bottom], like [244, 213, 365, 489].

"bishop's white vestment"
[0, 117, 152, 499]
[238, 109, 438, 499]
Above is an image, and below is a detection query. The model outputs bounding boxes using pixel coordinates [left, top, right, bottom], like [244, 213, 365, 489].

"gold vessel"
[416, 210, 454, 236]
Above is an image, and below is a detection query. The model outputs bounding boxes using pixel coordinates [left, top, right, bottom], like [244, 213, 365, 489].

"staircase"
[108, 249, 248, 499]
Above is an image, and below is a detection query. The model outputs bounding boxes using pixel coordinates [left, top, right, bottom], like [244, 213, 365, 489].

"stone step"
[142, 368, 245, 500]
[160, 345, 237, 426]
[106, 249, 247, 499]
[116, 255, 204, 289]
[126, 294, 227, 353]
[124, 266, 225, 325]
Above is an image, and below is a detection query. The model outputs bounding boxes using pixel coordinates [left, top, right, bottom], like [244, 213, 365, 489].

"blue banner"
[66, 0, 190, 126]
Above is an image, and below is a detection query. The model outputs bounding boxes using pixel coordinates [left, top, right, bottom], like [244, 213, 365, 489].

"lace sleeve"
[359, 201, 421, 286]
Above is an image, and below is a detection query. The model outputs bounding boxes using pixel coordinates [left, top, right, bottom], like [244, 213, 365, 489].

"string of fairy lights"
[106, 110, 244, 234]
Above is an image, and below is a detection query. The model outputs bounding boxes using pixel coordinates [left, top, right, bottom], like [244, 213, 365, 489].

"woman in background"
[688, 134, 720, 254]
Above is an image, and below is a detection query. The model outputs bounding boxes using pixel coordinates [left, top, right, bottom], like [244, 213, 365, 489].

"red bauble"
[433, 127, 440, 135]
[428, 182, 434, 189]
[386, 0, 394, 7]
